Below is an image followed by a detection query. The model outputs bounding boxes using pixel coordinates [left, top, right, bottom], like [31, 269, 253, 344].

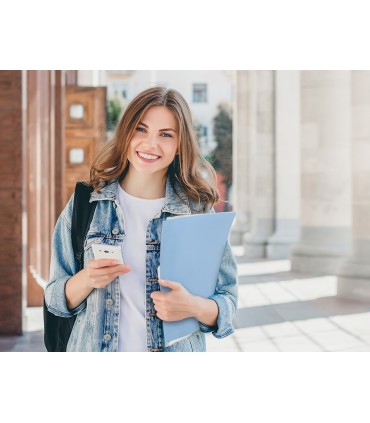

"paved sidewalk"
[207, 247, 370, 352]
[1, 246, 370, 352]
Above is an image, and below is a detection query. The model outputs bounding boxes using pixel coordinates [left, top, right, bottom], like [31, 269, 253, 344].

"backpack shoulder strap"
[71, 182, 97, 271]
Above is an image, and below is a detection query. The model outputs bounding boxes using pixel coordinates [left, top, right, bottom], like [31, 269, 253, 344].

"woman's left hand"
[150, 279, 199, 322]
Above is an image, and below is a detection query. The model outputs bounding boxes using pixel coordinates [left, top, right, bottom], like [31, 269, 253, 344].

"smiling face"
[126, 106, 179, 179]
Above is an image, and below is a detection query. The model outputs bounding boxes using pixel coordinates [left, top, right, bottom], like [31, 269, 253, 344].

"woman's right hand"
[84, 259, 132, 289]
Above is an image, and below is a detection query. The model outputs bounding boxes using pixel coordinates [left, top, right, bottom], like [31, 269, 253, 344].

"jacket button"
[104, 334, 111, 341]
[112, 228, 119, 235]
[106, 299, 113, 307]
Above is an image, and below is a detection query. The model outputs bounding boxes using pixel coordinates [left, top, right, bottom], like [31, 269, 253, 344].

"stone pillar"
[230, 71, 254, 245]
[337, 71, 370, 301]
[267, 71, 301, 259]
[290, 71, 352, 274]
[77, 70, 100, 86]
[243, 71, 275, 258]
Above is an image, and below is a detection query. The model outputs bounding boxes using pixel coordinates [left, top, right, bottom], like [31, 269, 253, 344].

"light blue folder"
[158, 211, 236, 346]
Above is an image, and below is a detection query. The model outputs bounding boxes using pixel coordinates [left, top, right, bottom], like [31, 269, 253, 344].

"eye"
[136, 127, 173, 138]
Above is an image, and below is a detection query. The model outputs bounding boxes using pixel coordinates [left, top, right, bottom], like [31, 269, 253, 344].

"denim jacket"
[45, 177, 238, 352]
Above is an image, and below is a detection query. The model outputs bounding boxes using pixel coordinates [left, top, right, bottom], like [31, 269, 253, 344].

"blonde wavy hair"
[89, 86, 220, 212]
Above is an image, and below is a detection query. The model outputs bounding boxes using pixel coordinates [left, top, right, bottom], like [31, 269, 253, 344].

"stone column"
[337, 71, 370, 301]
[290, 71, 352, 274]
[77, 70, 100, 86]
[243, 71, 275, 258]
[230, 70, 254, 245]
[267, 71, 301, 259]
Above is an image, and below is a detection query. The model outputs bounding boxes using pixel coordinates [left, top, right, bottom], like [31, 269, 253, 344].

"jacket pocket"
[188, 331, 205, 352]
[84, 234, 105, 252]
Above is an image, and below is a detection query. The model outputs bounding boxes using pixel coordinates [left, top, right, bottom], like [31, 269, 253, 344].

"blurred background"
[1, 70, 370, 352]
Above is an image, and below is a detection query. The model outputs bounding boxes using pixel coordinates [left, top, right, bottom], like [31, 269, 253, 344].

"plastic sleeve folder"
[158, 211, 236, 346]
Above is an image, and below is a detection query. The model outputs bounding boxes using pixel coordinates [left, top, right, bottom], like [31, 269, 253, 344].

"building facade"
[0, 70, 77, 334]
[2, 69, 369, 337]
[232, 70, 370, 302]
[79, 70, 234, 157]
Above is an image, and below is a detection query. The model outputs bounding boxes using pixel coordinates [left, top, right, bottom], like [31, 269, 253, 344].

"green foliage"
[193, 118, 205, 150]
[106, 97, 123, 132]
[204, 154, 213, 163]
[211, 103, 233, 187]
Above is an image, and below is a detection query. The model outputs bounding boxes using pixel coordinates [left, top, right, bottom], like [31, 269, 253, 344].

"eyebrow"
[138, 121, 177, 133]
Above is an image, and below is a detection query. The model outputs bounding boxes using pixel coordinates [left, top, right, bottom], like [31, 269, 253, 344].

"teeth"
[138, 152, 160, 160]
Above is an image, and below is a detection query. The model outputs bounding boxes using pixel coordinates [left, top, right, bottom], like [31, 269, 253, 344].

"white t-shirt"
[117, 184, 165, 352]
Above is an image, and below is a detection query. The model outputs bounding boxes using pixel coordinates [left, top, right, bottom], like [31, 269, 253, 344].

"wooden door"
[64, 86, 106, 204]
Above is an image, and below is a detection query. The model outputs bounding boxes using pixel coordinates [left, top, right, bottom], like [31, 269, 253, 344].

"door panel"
[64, 86, 106, 204]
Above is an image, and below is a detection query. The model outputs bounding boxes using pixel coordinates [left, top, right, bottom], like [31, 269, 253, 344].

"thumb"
[123, 263, 132, 272]
[158, 279, 180, 290]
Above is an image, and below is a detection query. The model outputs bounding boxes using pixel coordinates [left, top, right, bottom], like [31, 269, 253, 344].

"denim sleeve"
[44, 193, 87, 318]
[197, 208, 238, 339]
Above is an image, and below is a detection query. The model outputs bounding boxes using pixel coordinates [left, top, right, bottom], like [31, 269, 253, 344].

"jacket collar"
[89, 177, 192, 215]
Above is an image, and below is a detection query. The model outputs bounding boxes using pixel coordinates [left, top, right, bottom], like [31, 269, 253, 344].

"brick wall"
[0, 70, 76, 335]
[0, 71, 23, 335]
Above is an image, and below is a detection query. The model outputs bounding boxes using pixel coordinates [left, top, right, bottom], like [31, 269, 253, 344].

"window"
[195, 124, 208, 146]
[193, 83, 207, 103]
[69, 103, 84, 119]
[111, 83, 128, 100]
[69, 148, 85, 164]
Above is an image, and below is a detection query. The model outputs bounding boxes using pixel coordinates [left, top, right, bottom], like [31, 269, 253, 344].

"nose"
[143, 134, 158, 149]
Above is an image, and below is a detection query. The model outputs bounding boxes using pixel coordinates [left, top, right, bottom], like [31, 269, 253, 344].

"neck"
[120, 167, 167, 199]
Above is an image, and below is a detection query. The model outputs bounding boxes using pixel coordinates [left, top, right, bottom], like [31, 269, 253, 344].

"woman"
[45, 86, 238, 352]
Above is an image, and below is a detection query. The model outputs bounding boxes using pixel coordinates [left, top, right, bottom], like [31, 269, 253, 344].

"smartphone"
[91, 243, 124, 264]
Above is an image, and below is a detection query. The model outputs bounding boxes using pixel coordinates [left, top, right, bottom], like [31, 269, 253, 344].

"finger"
[154, 306, 166, 316]
[150, 291, 164, 301]
[109, 264, 131, 274]
[156, 313, 162, 320]
[89, 263, 131, 277]
[156, 312, 167, 321]
[158, 279, 180, 290]
[88, 263, 131, 275]
[104, 264, 132, 275]
[93, 270, 128, 287]
[88, 259, 120, 269]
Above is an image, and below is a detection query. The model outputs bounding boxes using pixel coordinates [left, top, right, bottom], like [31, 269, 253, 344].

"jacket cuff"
[198, 295, 235, 339]
[45, 276, 87, 318]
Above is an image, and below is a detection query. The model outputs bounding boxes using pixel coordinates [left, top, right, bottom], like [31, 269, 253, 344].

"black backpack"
[43, 182, 97, 352]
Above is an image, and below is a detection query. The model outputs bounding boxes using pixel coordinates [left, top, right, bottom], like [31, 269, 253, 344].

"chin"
[134, 164, 169, 176]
